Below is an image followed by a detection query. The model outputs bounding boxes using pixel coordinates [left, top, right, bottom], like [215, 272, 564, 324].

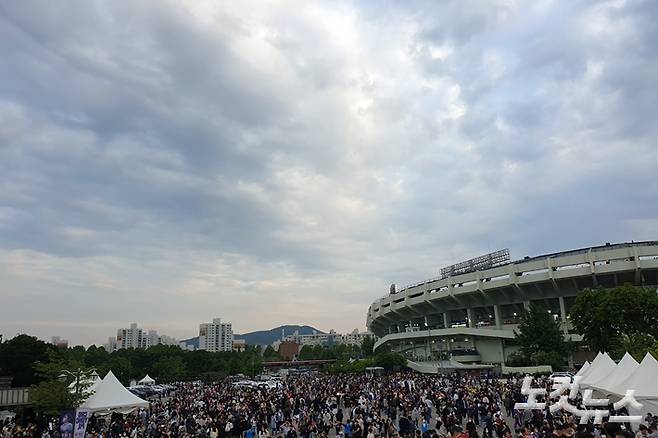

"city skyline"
[3, 320, 368, 349]
[2, 1, 658, 346]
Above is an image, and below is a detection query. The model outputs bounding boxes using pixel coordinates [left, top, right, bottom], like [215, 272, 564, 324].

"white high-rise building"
[104, 337, 118, 352]
[104, 323, 178, 351]
[159, 334, 179, 346]
[198, 318, 233, 352]
[341, 329, 373, 346]
[145, 330, 160, 349]
[117, 323, 146, 349]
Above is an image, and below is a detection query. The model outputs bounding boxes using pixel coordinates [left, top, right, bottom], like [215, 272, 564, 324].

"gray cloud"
[0, 0, 657, 345]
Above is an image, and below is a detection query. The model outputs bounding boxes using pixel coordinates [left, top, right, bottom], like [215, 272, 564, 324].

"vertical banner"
[59, 410, 75, 438]
[73, 408, 91, 438]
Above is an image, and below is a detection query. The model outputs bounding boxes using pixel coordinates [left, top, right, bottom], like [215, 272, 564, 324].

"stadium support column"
[493, 304, 502, 330]
[559, 296, 574, 368]
[558, 296, 568, 333]
[443, 312, 449, 329]
[466, 308, 474, 328]
[523, 301, 530, 310]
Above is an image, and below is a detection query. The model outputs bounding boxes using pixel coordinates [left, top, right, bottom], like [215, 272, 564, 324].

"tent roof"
[609, 353, 658, 399]
[580, 352, 616, 387]
[579, 352, 602, 380]
[575, 361, 590, 377]
[591, 353, 639, 394]
[138, 374, 155, 384]
[81, 371, 149, 413]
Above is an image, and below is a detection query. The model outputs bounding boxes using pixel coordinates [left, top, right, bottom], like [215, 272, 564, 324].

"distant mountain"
[235, 325, 324, 346]
[179, 325, 323, 349]
[180, 336, 199, 349]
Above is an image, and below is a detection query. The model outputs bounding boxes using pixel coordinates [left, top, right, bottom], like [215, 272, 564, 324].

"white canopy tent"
[575, 361, 590, 377]
[138, 374, 155, 385]
[580, 352, 616, 388]
[578, 352, 602, 380]
[591, 353, 639, 394]
[610, 353, 658, 398]
[81, 371, 149, 414]
[608, 353, 658, 418]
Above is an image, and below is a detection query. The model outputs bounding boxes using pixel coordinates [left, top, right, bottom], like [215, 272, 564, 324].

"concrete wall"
[502, 365, 552, 375]
[475, 338, 505, 363]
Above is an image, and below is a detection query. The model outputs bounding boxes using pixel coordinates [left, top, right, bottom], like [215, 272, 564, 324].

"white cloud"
[0, 0, 657, 345]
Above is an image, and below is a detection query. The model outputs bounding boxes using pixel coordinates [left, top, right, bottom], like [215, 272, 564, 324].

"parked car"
[549, 371, 575, 382]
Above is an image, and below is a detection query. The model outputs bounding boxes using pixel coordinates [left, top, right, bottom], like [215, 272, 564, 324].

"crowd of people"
[2, 372, 657, 438]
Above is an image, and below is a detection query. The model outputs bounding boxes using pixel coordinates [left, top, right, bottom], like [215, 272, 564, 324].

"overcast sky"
[1, 0, 657, 346]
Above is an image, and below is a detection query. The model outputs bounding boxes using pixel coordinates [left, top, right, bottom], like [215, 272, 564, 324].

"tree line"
[0, 338, 265, 389]
[0, 333, 385, 389]
[508, 284, 658, 369]
[0, 333, 399, 415]
[570, 284, 658, 360]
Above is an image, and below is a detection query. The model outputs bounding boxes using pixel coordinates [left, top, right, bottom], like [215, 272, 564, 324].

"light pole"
[60, 368, 96, 405]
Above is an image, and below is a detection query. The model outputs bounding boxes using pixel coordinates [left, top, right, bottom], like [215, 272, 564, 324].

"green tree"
[30, 380, 75, 416]
[67, 345, 87, 363]
[0, 334, 52, 386]
[372, 352, 407, 370]
[514, 304, 569, 366]
[570, 285, 658, 352]
[103, 356, 134, 383]
[529, 351, 564, 370]
[30, 362, 96, 415]
[84, 345, 111, 368]
[505, 351, 530, 367]
[33, 352, 85, 382]
[327, 352, 406, 374]
[248, 352, 263, 376]
[298, 345, 314, 360]
[151, 356, 186, 382]
[361, 336, 375, 357]
[610, 333, 657, 361]
[263, 345, 281, 360]
[228, 356, 243, 375]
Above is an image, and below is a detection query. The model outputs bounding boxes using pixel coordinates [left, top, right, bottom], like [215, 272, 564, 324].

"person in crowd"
[14, 371, 655, 438]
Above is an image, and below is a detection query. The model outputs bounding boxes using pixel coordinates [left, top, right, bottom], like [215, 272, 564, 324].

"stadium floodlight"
[440, 248, 510, 279]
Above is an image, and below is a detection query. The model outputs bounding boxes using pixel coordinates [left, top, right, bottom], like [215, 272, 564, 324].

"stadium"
[366, 241, 658, 369]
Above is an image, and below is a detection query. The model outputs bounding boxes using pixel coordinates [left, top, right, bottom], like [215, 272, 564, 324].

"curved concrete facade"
[367, 241, 658, 365]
